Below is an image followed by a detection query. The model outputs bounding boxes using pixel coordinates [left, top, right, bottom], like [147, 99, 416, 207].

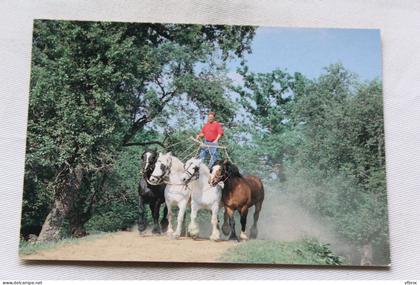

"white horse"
[149, 152, 196, 239]
[180, 158, 224, 241]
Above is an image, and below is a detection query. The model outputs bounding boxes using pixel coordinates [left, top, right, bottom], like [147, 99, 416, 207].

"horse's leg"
[221, 208, 231, 236]
[209, 203, 220, 241]
[188, 201, 199, 239]
[239, 206, 249, 241]
[160, 203, 169, 233]
[150, 200, 161, 234]
[250, 201, 262, 239]
[137, 195, 147, 233]
[173, 200, 188, 239]
[166, 201, 174, 238]
[226, 207, 239, 242]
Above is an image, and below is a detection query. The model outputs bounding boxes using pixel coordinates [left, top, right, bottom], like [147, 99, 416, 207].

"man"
[196, 111, 224, 168]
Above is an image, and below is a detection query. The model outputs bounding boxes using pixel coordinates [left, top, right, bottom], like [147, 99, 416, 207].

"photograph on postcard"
[19, 19, 389, 266]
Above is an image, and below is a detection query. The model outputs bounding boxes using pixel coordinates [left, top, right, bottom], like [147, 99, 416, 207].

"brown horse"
[209, 160, 264, 242]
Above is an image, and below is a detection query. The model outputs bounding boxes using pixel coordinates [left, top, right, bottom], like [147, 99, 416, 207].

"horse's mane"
[199, 160, 210, 175]
[169, 154, 184, 172]
[213, 160, 243, 178]
[226, 161, 242, 178]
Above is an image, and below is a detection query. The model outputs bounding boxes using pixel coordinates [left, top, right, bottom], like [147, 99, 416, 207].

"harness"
[147, 158, 194, 191]
[182, 164, 200, 184]
[211, 166, 230, 186]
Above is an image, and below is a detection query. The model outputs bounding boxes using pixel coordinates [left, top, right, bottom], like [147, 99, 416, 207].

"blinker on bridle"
[211, 164, 228, 185]
[183, 164, 199, 183]
[149, 159, 171, 183]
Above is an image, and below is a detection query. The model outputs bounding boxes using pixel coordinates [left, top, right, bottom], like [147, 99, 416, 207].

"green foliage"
[228, 63, 388, 264]
[22, 20, 255, 239]
[220, 239, 344, 265]
[85, 146, 143, 232]
[22, 21, 389, 265]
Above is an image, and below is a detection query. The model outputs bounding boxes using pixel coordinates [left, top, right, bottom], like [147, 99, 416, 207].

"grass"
[19, 231, 110, 256]
[219, 238, 345, 265]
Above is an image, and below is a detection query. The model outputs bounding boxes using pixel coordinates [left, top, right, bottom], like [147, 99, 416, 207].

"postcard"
[19, 19, 389, 266]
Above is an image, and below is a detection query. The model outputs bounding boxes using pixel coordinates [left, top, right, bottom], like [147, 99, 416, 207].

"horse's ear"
[223, 159, 228, 165]
[166, 151, 172, 156]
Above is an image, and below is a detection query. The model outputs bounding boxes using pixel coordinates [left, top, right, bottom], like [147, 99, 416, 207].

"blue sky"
[228, 27, 382, 81]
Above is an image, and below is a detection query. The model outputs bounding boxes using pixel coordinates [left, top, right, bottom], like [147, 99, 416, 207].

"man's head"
[207, 111, 216, 123]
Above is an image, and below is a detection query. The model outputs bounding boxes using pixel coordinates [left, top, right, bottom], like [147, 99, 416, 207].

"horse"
[149, 152, 196, 239]
[209, 160, 264, 242]
[180, 157, 225, 241]
[137, 149, 169, 235]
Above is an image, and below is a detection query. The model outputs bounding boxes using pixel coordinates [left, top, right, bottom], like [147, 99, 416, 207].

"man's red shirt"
[201, 121, 224, 142]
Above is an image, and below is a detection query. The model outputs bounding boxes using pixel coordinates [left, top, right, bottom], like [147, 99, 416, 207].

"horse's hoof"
[160, 220, 169, 232]
[228, 235, 240, 243]
[250, 228, 258, 239]
[209, 236, 220, 242]
[240, 231, 249, 241]
[138, 224, 147, 233]
[152, 229, 161, 235]
[190, 233, 199, 240]
[221, 224, 231, 236]
[188, 227, 199, 238]
[171, 233, 180, 240]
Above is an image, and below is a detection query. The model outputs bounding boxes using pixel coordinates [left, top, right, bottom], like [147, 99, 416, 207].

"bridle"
[148, 158, 172, 185]
[210, 165, 229, 186]
[182, 163, 199, 184]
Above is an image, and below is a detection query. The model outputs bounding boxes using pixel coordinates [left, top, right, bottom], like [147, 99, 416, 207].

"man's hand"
[196, 132, 204, 140]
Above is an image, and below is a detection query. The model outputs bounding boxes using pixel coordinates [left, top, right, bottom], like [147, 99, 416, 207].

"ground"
[21, 230, 239, 263]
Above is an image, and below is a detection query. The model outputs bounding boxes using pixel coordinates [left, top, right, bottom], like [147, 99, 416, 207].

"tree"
[286, 64, 388, 264]
[229, 66, 300, 180]
[25, 20, 255, 242]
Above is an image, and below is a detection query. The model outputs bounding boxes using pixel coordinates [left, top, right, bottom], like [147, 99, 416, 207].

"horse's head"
[141, 148, 158, 175]
[149, 152, 172, 184]
[181, 158, 201, 184]
[209, 159, 240, 186]
[209, 159, 227, 186]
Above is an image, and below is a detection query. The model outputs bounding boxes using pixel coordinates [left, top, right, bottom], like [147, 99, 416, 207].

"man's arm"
[196, 132, 204, 140]
[214, 123, 224, 143]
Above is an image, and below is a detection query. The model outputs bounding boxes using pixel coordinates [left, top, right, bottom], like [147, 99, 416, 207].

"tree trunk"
[68, 195, 93, 238]
[68, 170, 107, 238]
[37, 165, 83, 243]
[36, 199, 68, 242]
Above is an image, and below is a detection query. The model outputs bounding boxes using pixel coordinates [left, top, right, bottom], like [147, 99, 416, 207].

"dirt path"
[21, 230, 239, 263]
